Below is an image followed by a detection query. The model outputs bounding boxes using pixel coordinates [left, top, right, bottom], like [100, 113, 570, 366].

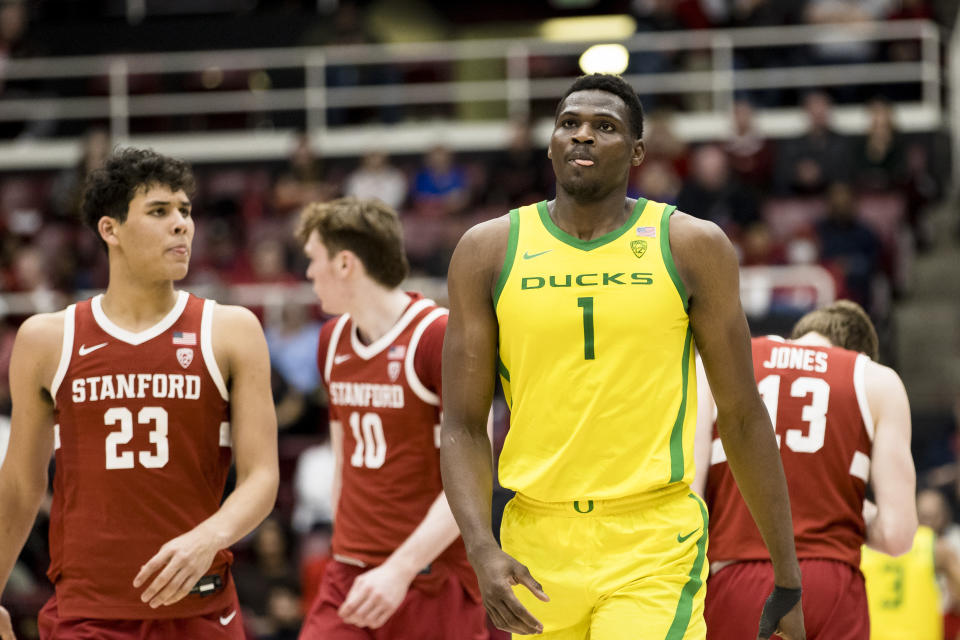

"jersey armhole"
[323, 315, 351, 385]
[201, 300, 229, 401]
[854, 353, 875, 441]
[49, 304, 76, 404]
[492, 208, 520, 309]
[405, 308, 448, 406]
[659, 204, 689, 311]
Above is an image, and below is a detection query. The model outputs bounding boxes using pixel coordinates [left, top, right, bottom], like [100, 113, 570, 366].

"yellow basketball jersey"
[494, 199, 694, 502]
[861, 526, 942, 640]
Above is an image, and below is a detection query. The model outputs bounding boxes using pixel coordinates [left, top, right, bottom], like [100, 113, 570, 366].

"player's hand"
[758, 599, 805, 640]
[0, 605, 16, 640]
[133, 524, 222, 608]
[338, 563, 411, 629]
[469, 543, 549, 635]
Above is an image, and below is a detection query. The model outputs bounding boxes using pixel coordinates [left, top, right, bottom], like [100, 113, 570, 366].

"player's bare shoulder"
[668, 210, 739, 298]
[450, 212, 512, 295]
[209, 302, 268, 379]
[14, 310, 69, 392]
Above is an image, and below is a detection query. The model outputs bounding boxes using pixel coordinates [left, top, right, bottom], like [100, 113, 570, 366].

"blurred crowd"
[0, 0, 957, 638]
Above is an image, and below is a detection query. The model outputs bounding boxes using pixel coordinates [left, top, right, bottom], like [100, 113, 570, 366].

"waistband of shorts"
[511, 483, 690, 516]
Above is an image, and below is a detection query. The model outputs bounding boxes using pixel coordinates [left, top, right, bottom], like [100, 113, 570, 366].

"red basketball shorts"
[298, 559, 488, 640]
[38, 591, 245, 640]
[705, 558, 869, 640]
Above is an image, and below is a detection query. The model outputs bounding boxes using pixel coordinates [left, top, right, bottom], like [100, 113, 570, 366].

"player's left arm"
[863, 361, 916, 555]
[338, 313, 479, 630]
[135, 304, 279, 608]
[672, 213, 804, 640]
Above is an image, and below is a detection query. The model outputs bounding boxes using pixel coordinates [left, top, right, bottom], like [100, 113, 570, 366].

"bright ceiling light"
[540, 15, 636, 42]
[579, 44, 630, 75]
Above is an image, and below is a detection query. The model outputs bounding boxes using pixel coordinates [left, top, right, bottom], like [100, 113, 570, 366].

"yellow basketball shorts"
[499, 485, 708, 640]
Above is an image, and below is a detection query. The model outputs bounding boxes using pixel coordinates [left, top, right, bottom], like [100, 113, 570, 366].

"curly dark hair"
[80, 147, 196, 239]
[556, 73, 645, 140]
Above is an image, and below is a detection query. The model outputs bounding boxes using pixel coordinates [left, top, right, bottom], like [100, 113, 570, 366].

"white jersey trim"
[350, 298, 434, 361]
[201, 299, 229, 401]
[405, 307, 448, 407]
[50, 304, 76, 405]
[91, 290, 189, 346]
[853, 354, 874, 441]
[324, 314, 351, 386]
[850, 451, 871, 483]
[710, 437, 727, 465]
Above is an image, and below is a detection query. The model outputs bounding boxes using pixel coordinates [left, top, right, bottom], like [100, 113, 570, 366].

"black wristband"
[757, 585, 802, 638]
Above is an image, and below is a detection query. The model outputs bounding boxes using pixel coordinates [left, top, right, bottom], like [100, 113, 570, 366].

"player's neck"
[100, 277, 180, 333]
[349, 286, 411, 346]
[550, 187, 632, 241]
[792, 332, 834, 349]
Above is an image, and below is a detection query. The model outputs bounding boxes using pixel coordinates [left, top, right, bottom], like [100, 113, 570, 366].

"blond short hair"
[296, 197, 409, 288]
[791, 300, 879, 361]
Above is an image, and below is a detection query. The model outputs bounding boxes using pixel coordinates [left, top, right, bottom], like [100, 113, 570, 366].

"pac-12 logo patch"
[630, 239, 647, 258]
[387, 361, 402, 382]
[177, 348, 194, 369]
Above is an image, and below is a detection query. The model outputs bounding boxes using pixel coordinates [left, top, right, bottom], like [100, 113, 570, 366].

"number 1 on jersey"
[578, 296, 595, 360]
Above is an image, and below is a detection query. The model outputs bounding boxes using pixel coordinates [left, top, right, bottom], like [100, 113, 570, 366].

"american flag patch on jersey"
[388, 345, 406, 360]
[172, 331, 197, 346]
[636, 226, 657, 238]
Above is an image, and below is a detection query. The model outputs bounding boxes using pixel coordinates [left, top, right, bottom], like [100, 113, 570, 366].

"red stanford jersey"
[706, 336, 874, 569]
[318, 293, 479, 601]
[49, 291, 235, 619]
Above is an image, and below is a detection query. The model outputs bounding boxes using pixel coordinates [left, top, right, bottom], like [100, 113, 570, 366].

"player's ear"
[632, 140, 645, 166]
[98, 216, 121, 248]
[547, 147, 553, 160]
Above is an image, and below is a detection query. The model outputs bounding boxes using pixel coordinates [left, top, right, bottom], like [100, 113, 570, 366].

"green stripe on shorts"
[664, 493, 709, 640]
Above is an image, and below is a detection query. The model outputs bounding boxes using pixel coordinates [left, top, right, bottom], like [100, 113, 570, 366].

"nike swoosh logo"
[219, 610, 237, 626]
[78, 342, 108, 356]
[677, 528, 699, 543]
[522, 250, 552, 260]
[334, 354, 351, 365]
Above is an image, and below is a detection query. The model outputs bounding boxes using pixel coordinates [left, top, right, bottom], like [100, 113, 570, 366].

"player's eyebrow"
[558, 107, 624, 122]
[144, 199, 192, 208]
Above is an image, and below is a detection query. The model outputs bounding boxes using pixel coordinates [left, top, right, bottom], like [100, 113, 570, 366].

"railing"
[0, 19, 945, 169]
[0, 267, 836, 323]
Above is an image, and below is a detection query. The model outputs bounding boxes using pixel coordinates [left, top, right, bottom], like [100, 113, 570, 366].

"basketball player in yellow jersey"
[440, 73, 805, 640]
[861, 525, 943, 640]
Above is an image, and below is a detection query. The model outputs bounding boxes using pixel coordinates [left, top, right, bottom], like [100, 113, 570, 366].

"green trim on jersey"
[536, 199, 648, 251]
[493, 208, 520, 308]
[668, 326, 693, 483]
[497, 356, 511, 382]
[659, 204, 688, 311]
[664, 493, 709, 640]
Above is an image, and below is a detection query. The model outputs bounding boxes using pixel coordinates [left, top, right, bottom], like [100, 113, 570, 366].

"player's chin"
[166, 263, 190, 281]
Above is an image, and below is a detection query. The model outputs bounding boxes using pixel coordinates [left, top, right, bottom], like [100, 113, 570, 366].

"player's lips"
[167, 244, 190, 256]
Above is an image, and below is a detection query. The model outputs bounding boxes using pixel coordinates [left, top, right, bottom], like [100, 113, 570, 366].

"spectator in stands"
[49, 128, 111, 220]
[628, 158, 680, 203]
[483, 119, 550, 208]
[677, 143, 760, 231]
[266, 302, 324, 434]
[292, 439, 336, 536]
[775, 91, 852, 195]
[816, 181, 882, 308]
[410, 145, 469, 216]
[916, 488, 960, 639]
[725, 99, 775, 194]
[232, 517, 300, 637]
[344, 152, 408, 211]
[272, 133, 338, 215]
[854, 97, 906, 192]
[259, 582, 304, 640]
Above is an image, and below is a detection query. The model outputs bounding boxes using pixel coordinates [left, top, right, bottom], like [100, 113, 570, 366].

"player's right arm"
[440, 218, 548, 636]
[864, 361, 916, 556]
[0, 313, 61, 640]
[329, 420, 343, 519]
